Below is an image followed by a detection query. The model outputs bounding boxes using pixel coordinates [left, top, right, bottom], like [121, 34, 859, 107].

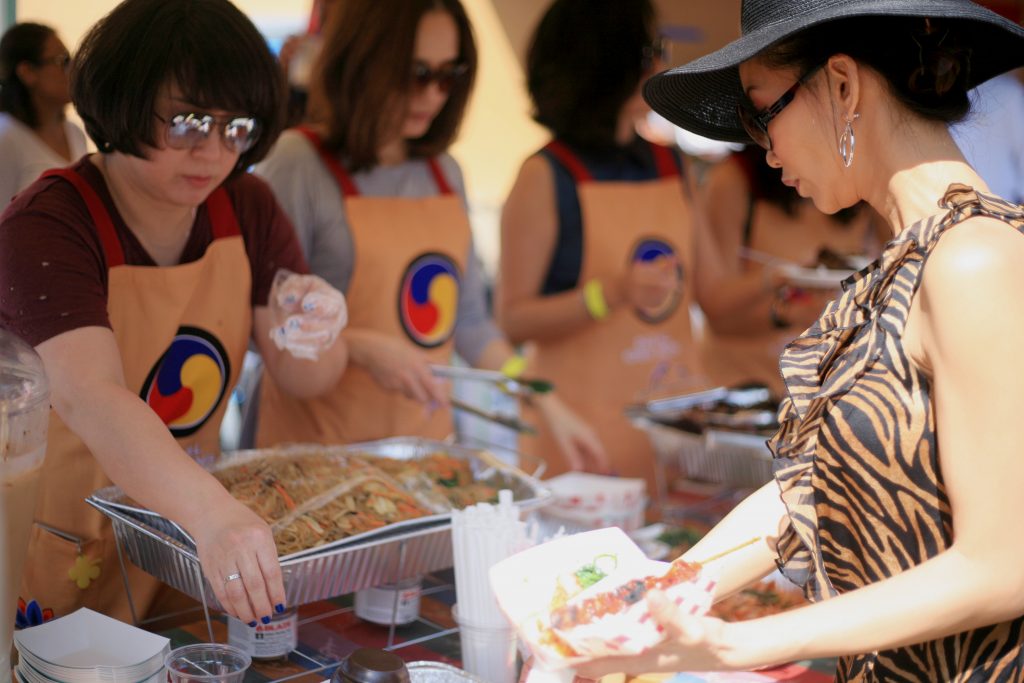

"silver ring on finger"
[224, 572, 242, 587]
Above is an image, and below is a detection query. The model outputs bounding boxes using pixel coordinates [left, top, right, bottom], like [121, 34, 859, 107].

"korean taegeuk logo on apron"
[631, 237, 684, 324]
[139, 325, 231, 437]
[398, 252, 461, 348]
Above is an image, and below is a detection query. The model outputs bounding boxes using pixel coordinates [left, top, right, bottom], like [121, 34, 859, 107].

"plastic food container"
[535, 472, 647, 537]
[354, 576, 422, 625]
[332, 648, 410, 683]
[0, 330, 50, 682]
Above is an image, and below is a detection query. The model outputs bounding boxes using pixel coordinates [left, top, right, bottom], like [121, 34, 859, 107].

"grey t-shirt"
[254, 129, 501, 364]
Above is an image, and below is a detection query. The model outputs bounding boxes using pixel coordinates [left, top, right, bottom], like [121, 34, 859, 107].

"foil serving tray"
[628, 388, 777, 490]
[87, 437, 551, 609]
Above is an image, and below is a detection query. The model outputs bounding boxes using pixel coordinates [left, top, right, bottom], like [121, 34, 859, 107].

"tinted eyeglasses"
[737, 62, 824, 150]
[411, 62, 469, 94]
[641, 37, 670, 70]
[34, 53, 71, 70]
[155, 112, 260, 154]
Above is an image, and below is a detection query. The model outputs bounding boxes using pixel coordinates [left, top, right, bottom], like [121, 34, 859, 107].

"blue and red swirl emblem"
[631, 238, 684, 324]
[398, 253, 460, 348]
[139, 326, 230, 438]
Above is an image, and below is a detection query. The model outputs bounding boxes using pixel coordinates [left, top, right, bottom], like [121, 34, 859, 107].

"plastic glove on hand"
[269, 270, 348, 361]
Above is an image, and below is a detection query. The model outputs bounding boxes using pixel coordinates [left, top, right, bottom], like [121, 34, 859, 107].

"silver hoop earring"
[839, 113, 860, 168]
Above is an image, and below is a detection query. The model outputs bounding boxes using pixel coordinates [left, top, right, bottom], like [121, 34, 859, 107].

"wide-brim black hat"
[645, 0, 1024, 144]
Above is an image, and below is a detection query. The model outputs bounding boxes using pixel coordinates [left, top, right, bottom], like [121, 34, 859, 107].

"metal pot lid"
[334, 648, 411, 683]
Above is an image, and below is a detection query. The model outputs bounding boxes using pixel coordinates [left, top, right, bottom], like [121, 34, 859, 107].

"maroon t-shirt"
[0, 157, 308, 347]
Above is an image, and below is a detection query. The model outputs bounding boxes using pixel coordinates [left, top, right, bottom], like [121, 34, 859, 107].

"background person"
[950, 70, 1024, 204]
[498, 0, 782, 491]
[0, 22, 87, 204]
[253, 0, 606, 473]
[0, 0, 348, 629]
[699, 144, 883, 396]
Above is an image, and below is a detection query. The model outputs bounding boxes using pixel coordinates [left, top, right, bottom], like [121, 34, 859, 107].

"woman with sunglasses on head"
[567, 1, 1024, 681]
[0, 23, 86, 204]
[253, 0, 605, 472]
[0, 0, 348, 628]
[498, 0, 783, 493]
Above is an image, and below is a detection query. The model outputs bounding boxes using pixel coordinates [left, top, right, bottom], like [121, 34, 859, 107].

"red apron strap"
[204, 187, 241, 239]
[42, 168, 125, 268]
[294, 125, 360, 197]
[426, 157, 454, 196]
[649, 142, 681, 179]
[543, 140, 593, 182]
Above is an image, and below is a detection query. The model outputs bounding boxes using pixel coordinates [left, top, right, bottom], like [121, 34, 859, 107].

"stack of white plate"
[13, 608, 169, 683]
[534, 472, 648, 537]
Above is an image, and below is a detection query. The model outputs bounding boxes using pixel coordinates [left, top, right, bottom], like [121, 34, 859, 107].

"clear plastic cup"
[165, 644, 251, 683]
[451, 604, 518, 683]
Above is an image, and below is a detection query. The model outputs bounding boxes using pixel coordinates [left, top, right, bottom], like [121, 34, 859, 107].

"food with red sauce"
[550, 559, 702, 630]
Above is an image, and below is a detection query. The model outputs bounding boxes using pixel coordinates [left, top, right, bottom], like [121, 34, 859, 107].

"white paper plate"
[779, 264, 854, 289]
[14, 608, 169, 679]
[545, 472, 645, 513]
[18, 648, 166, 683]
[780, 255, 871, 289]
[489, 528, 715, 671]
[18, 660, 166, 683]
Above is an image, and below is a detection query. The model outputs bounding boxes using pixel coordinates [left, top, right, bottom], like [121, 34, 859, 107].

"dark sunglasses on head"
[34, 53, 71, 70]
[156, 112, 260, 154]
[737, 62, 824, 150]
[411, 61, 469, 94]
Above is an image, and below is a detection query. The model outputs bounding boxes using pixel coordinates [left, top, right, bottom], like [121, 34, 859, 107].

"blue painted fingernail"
[261, 615, 271, 624]
[275, 603, 285, 613]
[248, 620, 257, 628]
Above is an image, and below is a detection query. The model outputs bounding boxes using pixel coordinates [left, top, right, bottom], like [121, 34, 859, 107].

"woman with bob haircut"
[0, 0, 349, 627]
[498, 0, 781, 493]
[564, 0, 1024, 681]
[253, 0, 606, 473]
[0, 22, 87, 204]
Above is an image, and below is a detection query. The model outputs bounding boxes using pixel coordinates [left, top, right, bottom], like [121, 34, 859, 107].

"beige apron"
[700, 199, 875, 396]
[18, 167, 250, 625]
[257, 127, 470, 447]
[523, 141, 702, 494]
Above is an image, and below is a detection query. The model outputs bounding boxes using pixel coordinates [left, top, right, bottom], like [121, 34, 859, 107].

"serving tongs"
[430, 364, 554, 396]
[625, 385, 730, 422]
[449, 397, 537, 435]
[625, 384, 775, 428]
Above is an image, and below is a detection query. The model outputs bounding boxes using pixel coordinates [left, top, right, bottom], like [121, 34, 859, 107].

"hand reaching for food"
[622, 255, 679, 312]
[269, 269, 348, 360]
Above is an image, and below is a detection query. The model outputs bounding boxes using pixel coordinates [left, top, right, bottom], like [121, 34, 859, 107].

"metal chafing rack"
[87, 437, 551, 642]
[627, 385, 779, 495]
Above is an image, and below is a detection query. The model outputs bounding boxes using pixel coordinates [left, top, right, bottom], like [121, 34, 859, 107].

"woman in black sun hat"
[575, 1, 1024, 681]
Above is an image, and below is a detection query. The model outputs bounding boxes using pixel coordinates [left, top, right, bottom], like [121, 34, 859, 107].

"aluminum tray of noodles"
[86, 438, 550, 608]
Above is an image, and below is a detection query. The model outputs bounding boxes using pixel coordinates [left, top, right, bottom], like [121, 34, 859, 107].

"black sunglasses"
[641, 37, 670, 70]
[737, 62, 824, 150]
[155, 112, 260, 154]
[411, 61, 469, 94]
[34, 53, 71, 70]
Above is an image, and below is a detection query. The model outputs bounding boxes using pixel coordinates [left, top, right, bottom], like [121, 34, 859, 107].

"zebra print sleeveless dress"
[768, 185, 1024, 682]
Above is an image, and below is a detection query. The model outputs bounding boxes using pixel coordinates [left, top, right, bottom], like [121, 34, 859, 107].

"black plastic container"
[332, 648, 411, 683]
